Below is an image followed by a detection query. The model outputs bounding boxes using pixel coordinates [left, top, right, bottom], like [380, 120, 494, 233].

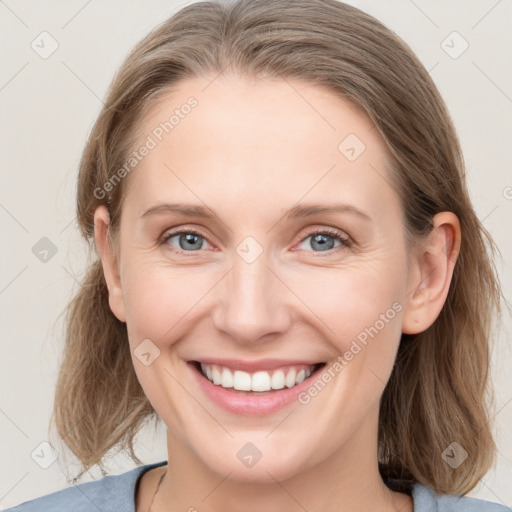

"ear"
[93, 205, 126, 323]
[401, 212, 461, 334]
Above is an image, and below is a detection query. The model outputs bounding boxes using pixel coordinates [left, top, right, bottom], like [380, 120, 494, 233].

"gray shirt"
[3, 460, 510, 511]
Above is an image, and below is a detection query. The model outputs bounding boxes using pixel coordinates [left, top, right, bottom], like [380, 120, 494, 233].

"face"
[99, 74, 418, 482]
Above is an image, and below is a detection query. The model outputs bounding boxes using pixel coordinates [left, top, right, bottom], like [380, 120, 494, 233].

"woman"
[5, 0, 508, 510]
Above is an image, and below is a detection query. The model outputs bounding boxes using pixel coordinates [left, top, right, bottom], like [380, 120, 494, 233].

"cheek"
[287, 258, 407, 348]
[121, 258, 218, 345]
[120, 241, 408, 357]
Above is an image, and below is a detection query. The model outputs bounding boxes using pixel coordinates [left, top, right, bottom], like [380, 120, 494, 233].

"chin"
[198, 443, 315, 484]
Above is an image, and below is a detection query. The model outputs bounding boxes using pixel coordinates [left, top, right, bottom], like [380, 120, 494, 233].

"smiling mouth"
[190, 361, 326, 394]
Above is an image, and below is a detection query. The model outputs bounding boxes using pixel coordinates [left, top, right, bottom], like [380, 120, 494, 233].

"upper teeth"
[200, 363, 314, 392]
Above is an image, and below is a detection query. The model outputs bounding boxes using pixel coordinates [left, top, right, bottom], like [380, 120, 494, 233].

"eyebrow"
[284, 203, 371, 221]
[141, 202, 371, 222]
[142, 203, 216, 219]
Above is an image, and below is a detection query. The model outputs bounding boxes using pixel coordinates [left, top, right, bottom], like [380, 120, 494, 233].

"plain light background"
[0, 0, 511, 509]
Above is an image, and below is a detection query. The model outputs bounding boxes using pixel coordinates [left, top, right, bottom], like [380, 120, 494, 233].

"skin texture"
[94, 74, 460, 512]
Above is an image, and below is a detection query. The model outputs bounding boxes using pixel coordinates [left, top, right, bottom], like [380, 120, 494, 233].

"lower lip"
[189, 362, 324, 416]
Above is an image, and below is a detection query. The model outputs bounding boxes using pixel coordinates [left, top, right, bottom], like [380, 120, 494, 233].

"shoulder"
[2, 461, 168, 512]
[412, 482, 511, 511]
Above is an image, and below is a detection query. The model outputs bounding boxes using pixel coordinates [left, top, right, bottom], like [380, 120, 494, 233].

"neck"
[153, 408, 412, 512]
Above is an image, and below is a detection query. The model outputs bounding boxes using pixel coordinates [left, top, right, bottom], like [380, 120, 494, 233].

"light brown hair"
[49, 0, 503, 494]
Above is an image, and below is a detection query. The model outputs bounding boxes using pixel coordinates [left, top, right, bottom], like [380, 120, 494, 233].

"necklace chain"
[147, 468, 167, 512]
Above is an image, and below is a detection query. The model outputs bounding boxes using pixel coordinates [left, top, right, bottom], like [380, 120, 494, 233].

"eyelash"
[159, 227, 353, 256]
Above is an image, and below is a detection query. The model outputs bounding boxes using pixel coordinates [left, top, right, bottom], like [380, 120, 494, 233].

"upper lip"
[190, 358, 325, 372]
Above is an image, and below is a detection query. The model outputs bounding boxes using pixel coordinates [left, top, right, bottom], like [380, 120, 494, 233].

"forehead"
[124, 74, 399, 221]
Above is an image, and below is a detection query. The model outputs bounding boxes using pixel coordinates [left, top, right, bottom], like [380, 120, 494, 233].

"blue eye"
[162, 230, 211, 252]
[161, 228, 351, 255]
[297, 229, 351, 252]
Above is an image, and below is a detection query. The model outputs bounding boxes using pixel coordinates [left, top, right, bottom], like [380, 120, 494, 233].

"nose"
[212, 251, 293, 345]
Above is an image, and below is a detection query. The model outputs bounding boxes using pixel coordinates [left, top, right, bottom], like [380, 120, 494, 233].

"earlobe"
[401, 212, 461, 335]
[93, 205, 126, 323]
